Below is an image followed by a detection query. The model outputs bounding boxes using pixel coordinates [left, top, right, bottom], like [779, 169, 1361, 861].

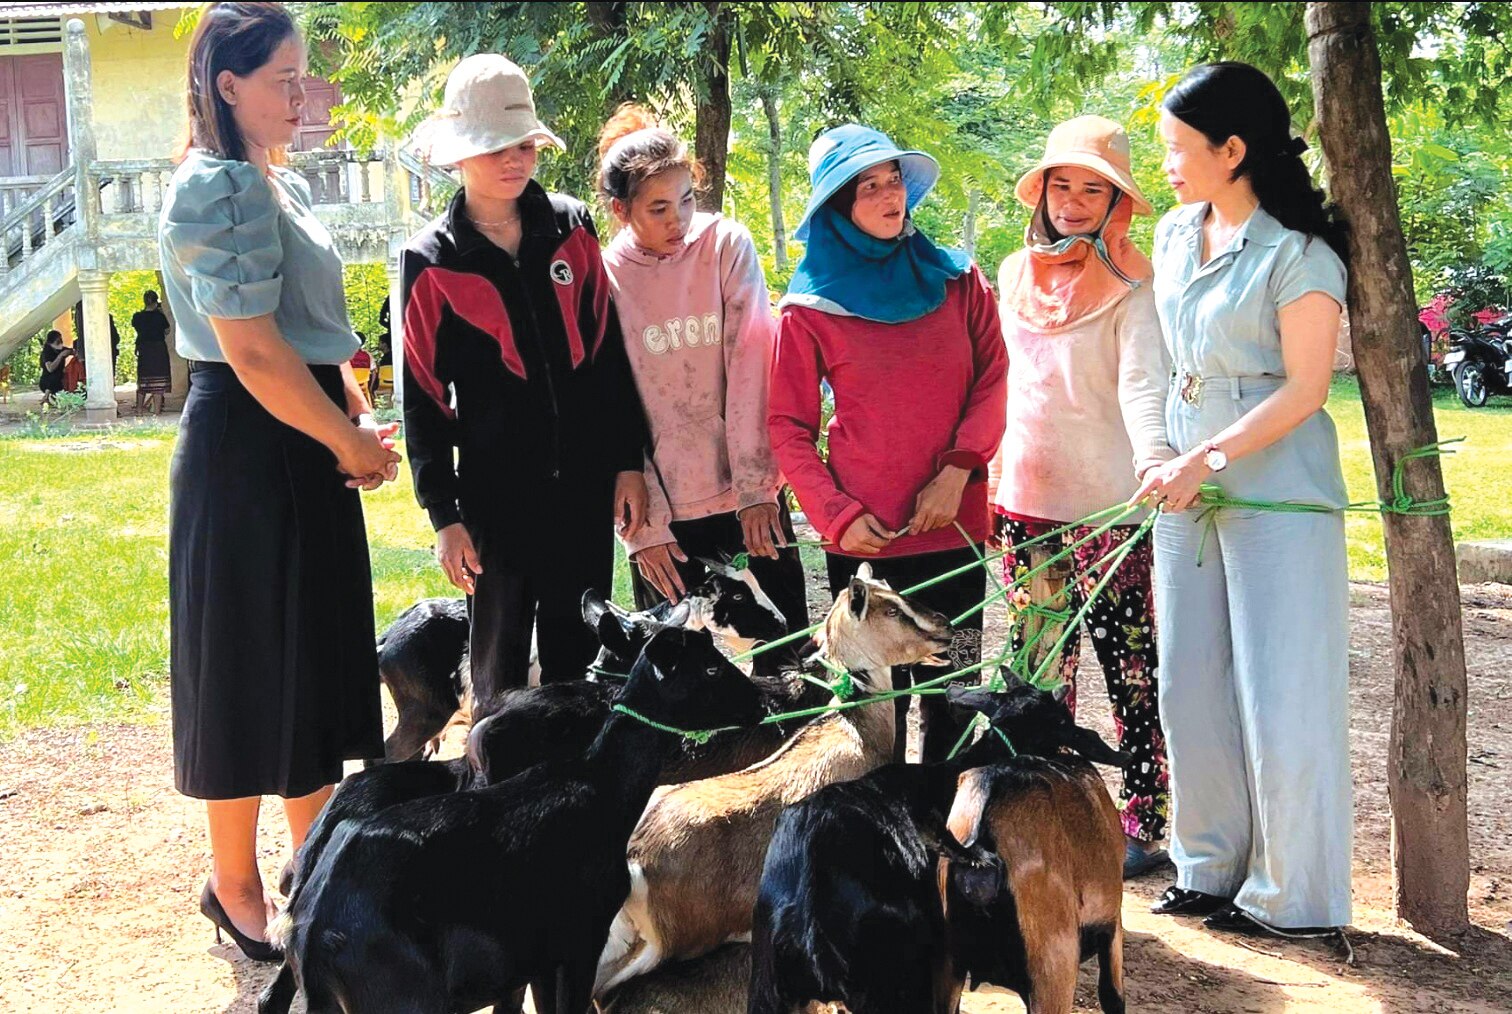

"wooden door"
[0, 54, 67, 178]
[292, 76, 341, 151]
[16, 54, 66, 175]
[290, 75, 343, 202]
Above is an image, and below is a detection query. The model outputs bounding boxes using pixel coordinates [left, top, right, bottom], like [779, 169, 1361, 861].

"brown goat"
[593, 565, 955, 996]
[942, 754, 1126, 1014]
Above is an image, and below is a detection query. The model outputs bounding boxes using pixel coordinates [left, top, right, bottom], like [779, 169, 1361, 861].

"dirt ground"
[2, 582, 1510, 1013]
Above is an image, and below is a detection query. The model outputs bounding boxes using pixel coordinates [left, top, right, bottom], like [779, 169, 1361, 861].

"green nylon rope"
[945, 515, 1157, 760]
[615, 441, 1459, 745]
[1190, 437, 1460, 564]
[728, 503, 1139, 666]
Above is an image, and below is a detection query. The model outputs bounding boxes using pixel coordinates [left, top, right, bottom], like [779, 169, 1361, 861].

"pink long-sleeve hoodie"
[603, 212, 782, 554]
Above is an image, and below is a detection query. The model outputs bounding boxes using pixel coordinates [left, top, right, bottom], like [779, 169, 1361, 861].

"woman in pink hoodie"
[598, 106, 808, 632]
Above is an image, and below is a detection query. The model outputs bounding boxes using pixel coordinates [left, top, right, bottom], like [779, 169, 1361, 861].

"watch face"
[1206, 449, 1228, 471]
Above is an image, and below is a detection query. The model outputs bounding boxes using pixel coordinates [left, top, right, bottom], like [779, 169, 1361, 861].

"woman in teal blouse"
[158, 3, 398, 961]
[1137, 62, 1354, 937]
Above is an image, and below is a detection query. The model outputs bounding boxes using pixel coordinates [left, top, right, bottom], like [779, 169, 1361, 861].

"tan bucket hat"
[1014, 115, 1152, 215]
[410, 54, 565, 167]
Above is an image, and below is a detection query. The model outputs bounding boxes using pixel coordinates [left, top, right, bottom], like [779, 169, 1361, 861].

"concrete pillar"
[382, 143, 408, 411]
[66, 15, 110, 426]
[63, 20, 99, 245]
[387, 258, 404, 408]
[79, 271, 117, 423]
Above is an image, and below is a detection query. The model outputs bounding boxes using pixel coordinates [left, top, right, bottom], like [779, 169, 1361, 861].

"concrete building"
[0, 3, 433, 422]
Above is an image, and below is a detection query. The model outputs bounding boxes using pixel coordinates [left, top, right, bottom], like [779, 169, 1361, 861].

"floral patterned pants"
[1000, 515, 1170, 842]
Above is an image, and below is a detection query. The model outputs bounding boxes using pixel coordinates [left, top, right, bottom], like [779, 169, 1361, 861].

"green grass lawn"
[1329, 375, 1512, 580]
[0, 380, 1507, 736]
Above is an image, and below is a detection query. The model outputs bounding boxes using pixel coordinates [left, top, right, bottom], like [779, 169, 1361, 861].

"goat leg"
[256, 962, 297, 1014]
[552, 949, 601, 1014]
[529, 973, 558, 1014]
[489, 985, 528, 1014]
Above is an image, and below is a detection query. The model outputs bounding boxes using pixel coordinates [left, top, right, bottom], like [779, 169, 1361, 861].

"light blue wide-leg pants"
[1155, 383, 1353, 929]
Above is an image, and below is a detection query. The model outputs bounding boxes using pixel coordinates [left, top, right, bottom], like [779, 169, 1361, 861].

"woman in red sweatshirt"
[769, 124, 1008, 761]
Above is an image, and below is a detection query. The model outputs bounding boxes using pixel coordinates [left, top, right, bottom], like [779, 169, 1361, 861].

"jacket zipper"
[510, 252, 563, 480]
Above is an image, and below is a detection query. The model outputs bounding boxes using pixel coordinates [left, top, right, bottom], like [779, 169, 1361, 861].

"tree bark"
[693, 2, 732, 212]
[963, 189, 980, 258]
[585, 2, 633, 106]
[1305, 0, 1469, 938]
[759, 85, 787, 272]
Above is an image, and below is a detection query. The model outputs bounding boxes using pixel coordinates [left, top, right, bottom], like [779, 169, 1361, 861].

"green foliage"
[295, 1, 1512, 305]
[4, 331, 44, 388]
[344, 263, 390, 351]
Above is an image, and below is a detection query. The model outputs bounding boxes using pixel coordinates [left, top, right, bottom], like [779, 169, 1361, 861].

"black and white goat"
[378, 557, 791, 764]
[260, 625, 770, 1014]
[466, 564, 824, 788]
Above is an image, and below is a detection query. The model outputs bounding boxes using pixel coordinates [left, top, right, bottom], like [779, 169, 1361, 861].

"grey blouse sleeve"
[161, 158, 283, 320]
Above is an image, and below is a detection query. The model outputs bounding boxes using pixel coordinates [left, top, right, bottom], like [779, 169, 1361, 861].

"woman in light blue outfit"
[160, 3, 398, 962]
[1136, 62, 1353, 935]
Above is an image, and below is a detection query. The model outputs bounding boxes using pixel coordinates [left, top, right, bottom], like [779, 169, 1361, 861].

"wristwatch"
[1202, 440, 1229, 472]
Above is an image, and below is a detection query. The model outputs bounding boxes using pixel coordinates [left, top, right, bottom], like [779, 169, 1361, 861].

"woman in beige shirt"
[989, 116, 1173, 878]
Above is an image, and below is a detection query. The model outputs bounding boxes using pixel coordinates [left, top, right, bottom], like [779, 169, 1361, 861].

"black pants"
[466, 492, 614, 701]
[826, 545, 986, 763]
[630, 503, 810, 634]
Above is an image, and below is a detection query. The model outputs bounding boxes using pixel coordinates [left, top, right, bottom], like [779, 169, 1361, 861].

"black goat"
[279, 591, 670, 905]
[376, 597, 470, 762]
[747, 681, 1127, 1014]
[261, 626, 769, 1014]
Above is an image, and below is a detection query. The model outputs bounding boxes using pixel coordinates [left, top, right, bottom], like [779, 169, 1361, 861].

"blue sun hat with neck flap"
[783, 124, 969, 323]
[792, 124, 940, 242]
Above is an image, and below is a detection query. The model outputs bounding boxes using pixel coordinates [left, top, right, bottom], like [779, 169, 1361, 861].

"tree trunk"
[585, 2, 633, 106]
[963, 189, 980, 258]
[759, 85, 787, 272]
[693, 2, 732, 212]
[1305, 0, 1469, 938]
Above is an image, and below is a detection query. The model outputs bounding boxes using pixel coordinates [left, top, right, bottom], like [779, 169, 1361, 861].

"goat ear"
[946, 684, 997, 717]
[595, 611, 635, 658]
[847, 578, 869, 620]
[581, 589, 610, 629]
[1051, 681, 1072, 705]
[664, 599, 693, 627]
[856, 561, 875, 582]
[1063, 724, 1128, 767]
[697, 556, 738, 580]
[946, 770, 991, 851]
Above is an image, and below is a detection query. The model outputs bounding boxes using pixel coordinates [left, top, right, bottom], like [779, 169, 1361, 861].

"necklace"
[468, 210, 520, 229]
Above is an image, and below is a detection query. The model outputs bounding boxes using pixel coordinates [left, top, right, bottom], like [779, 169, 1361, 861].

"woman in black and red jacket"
[403, 55, 649, 699]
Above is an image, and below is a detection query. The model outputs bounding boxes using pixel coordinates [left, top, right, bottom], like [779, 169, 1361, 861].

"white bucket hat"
[410, 54, 565, 167]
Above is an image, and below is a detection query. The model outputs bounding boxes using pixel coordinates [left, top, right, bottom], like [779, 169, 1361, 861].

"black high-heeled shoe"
[199, 880, 281, 963]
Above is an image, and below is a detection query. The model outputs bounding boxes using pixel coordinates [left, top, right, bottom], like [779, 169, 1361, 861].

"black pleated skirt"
[169, 361, 383, 799]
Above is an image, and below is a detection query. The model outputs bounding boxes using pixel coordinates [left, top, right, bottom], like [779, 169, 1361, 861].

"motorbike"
[1443, 313, 1512, 407]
